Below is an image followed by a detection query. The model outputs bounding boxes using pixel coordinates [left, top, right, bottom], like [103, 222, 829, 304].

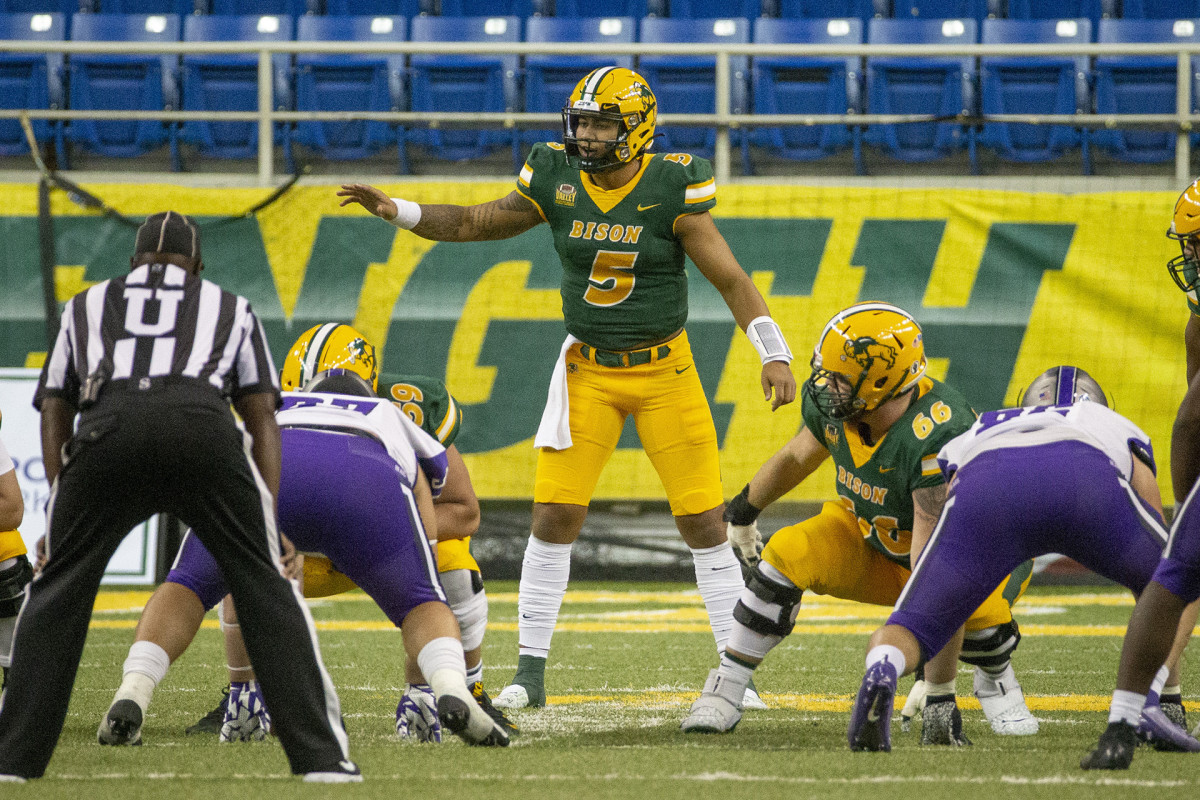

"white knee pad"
[441, 569, 488, 652]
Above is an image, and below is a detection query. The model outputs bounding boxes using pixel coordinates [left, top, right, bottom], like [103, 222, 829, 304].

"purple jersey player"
[157, 368, 509, 748]
[845, 366, 1198, 756]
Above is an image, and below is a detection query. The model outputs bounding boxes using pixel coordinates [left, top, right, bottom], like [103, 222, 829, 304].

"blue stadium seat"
[865, 17, 978, 166]
[181, 13, 293, 161]
[524, 16, 635, 144]
[637, 16, 750, 160]
[777, 0, 882, 25]
[0, 1, 80, 18]
[66, 12, 181, 163]
[1093, 18, 1200, 163]
[980, 18, 1091, 166]
[894, 0, 987, 22]
[430, 0, 533, 16]
[1120, 0, 1200, 18]
[661, 0, 762, 18]
[547, 0, 648, 16]
[751, 17, 863, 169]
[1006, 0, 1112, 31]
[408, 14, 520, 162]
[0, 12, 64, 156]
[293, 14, 407, 168]
[321, 0, 418, 15]
[92, 0, 193, 12]
[203, 0, 311, 14]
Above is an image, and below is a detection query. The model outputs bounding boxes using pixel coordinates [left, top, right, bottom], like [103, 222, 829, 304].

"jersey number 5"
[584, 250, 638, 307]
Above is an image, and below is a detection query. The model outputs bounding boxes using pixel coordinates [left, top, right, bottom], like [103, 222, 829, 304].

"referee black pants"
[0, 387, 350, 778]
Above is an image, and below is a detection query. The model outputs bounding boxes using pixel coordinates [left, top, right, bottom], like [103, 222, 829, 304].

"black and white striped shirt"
[34, 262, 280, 410]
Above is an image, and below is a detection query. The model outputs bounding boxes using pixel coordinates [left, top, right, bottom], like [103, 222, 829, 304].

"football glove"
[726, 521, 763, 567]
[396, 683, 442, 743]
[220, 680, 271, 742]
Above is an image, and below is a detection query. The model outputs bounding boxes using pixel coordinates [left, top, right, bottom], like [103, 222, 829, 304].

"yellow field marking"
[85, 616, 1143, 638]
[94, 588, 1136, 614]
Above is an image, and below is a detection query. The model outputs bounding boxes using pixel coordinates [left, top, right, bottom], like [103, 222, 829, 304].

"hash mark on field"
[531, 691, 1113, 712]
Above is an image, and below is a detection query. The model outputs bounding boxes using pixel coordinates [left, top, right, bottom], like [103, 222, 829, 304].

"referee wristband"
[388, 197, 422, 230]
[746, 315, 793, 365]
[724, 484, 762, 526]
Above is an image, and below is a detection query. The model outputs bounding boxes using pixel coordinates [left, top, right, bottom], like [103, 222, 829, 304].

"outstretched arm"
[338, 184, 543, 242]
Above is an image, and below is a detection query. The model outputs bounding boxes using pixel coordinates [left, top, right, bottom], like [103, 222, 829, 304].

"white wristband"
[746, 315, 793, 365]
[388, 197, 422, 230]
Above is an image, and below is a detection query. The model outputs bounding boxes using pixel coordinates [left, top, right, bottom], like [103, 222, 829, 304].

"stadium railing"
[0, 36, 1197, 186]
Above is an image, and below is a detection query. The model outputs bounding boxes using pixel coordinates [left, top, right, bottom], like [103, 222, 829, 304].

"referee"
[0, 212, 359, 783]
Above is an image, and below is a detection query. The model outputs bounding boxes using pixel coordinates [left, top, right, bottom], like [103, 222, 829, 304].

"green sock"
[513, 654, 546, 688]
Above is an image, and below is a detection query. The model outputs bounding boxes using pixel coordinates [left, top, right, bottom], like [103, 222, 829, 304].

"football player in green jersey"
[681, 302, 1036, 744]
[339, 66, 797, 711]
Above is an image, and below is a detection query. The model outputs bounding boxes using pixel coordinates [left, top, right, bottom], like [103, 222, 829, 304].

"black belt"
[579, 343, 671, 368]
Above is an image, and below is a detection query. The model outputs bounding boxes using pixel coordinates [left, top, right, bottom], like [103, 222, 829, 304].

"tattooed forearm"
[411, 204, 469, 241]
[912, 483, 948, 524]
[412, 192, 539, 242]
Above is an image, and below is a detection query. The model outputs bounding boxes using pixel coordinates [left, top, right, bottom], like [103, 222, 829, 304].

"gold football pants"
[762, 500, 1026, 631]
[534, 330, 723, 516]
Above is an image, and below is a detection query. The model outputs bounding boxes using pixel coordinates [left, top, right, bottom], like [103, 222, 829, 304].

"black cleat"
[185, 685, 230, 736]
[920, 695, 972, 747]
[471, 681, 519, 737]
[98, 699, 144, 746]
[1082, 721, 1138, 770]
[437, 695, 510, 747]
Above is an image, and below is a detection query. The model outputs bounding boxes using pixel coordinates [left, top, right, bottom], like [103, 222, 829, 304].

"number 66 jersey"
[800, 375, 976, 569]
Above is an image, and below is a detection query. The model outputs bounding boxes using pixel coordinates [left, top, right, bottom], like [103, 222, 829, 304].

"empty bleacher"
[0, 0, 1197, 177]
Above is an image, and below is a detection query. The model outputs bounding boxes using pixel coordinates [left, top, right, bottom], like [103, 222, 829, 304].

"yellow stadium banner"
[0, 181, 1188, 503]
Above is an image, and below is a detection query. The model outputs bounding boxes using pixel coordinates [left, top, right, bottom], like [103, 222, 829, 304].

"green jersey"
[378, 372, 461, 447]
[801, 377, 976, 568]
[516, 142, 717, 350]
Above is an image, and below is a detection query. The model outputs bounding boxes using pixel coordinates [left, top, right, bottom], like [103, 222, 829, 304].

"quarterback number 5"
[583, 250, 638, 307]
[911, 400, 953, 440]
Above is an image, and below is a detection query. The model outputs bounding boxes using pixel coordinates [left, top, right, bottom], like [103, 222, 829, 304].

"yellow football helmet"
[805, 302, 927, 420]
[281, 323, 378, 393]
[1168, 178, 1200, 292]
[562, 66, 657, 173]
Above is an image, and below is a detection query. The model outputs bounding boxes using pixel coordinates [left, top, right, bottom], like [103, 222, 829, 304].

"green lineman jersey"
[516, 142, 717, 350]
[801, 376, 976, 569]
[378, 372, 462, 447]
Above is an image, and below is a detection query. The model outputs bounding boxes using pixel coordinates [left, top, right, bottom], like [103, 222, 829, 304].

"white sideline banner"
[0, 368, 157, 585]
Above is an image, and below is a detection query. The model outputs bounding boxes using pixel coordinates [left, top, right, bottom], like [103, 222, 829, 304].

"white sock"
[1150, 664, 1170, 698]
[516, 536, 572, 658]
[1163, 683, 1182, 697]
[1110, 689, 1146, 726]
[716, 653, 755, 696]
[925, 680, 956, 697]
[866, 644, 907, 675]
[116, 640, 170, 710]
[418, 637, 468, 699]
[690, 542, 742, 654]
[466, 661, 484, 686]
[975, 661, 1015, 695]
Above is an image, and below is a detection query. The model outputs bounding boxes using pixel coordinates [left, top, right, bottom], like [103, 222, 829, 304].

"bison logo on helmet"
[843, 337, 897, 370]
[349, 337, 375, 371]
